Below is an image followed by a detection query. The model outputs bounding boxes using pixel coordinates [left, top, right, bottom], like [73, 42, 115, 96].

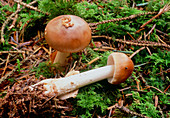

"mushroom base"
[53, 51, 70, 67]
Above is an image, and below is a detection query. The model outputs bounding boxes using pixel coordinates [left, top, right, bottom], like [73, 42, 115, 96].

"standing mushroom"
[30, 52, 134, 98]
[45, 15, 91, 66]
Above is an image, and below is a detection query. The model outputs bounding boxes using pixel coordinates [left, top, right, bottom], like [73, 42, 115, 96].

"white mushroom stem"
[30, 65, 114, 96]
[53, 51, 70, 66]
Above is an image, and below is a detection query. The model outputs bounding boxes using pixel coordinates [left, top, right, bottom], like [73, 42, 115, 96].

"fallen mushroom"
[45, 15, 91, 66]
[30, 52, 134, 98]
[58, 70, 80, 100]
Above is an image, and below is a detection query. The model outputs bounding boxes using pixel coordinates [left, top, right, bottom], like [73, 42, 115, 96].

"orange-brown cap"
[107, 52, 134, 84]
[45, 15, 91, 53]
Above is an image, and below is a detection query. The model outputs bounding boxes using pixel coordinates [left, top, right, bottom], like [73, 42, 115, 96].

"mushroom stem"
[31, 65, 114, 96]
[53, 51, 70, 66]
[58, 65, 114, 94]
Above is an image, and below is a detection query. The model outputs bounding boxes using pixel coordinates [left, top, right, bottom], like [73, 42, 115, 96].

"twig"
[89, 12, 158, 27]
[92, 35, 170, 48]
[14, 0, 49, 15]
[164, 85, 170, 93]
[88, 56, 101, 65]
[42, 46, 50, 55]
[107, 103, 150, 118]
[0, 0, 37, 43]
[155, 95, 158, 107]
[52, 105, 69, 109]
[69, 61, 77, 72]
[93, 48, 133, 53]
[145, 24, 156, 38]
[131, 89, 148, 93]
[0, 53, 20, 65]
[40, 95, 56, 107]
[146, 47, 152, 55]
[134, 62, 149, 68]
[135, 28, 145, 34]
[108, 108, 112, 118]
[8, 13, 18, 30]
[119, 86, 131, 92]
[11, 36, 19, 45]
[17, 41, 33, 48]
[158, 105, 165, 118]
[155, 29, 169, 37]
[138, 72, 148, 86]
[148, 86, 164, 94]
[0, 46, 42, 83]
[0, 50, 25, 54]
[156, 68, 170, 75]
[107, 103, 118, 110]
[156, 35, 167, 45]
[1, 54, 10, 77]
[0, 58, 6, 65]
[130, 47, 145, 58]
[140, 4, 170, 28]
[136, 79, 140, 91]
[9, 0, 21, 30]
[137, 34, 143, 41]
[32, 37, 44, 46]
[80, 56, 101, 70]
[127, 32, 135, 40]
[0, 54, 34, 84]
[116, 39, 170, 48]
[11, 93, 35, 95]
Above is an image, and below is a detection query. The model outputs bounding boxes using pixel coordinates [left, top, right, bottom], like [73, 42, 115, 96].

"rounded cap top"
[45, 15, 91, 53]
[107, 52, 134, 84]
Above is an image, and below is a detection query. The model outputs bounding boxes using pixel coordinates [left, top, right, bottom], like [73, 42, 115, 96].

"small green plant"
[38, 0, 78, 20]
[81, 48, 112, 68]
[72, 83, 112, 117]
[130, 91, 160, 117]
[0, 3, 17, 23]
[146, 51, 170, 67]
[16, 59, 23, 73]
[31, 62, 57, 78]
[0, 42, 11, 51]
[144, 50, 170, 89]
[8, 78, 15, 83]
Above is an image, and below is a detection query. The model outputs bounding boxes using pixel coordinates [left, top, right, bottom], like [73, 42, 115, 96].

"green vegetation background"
[0, 0, 169, 117]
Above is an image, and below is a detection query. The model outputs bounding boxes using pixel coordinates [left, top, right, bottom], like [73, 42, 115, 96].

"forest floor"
[0, 0, 170, 117]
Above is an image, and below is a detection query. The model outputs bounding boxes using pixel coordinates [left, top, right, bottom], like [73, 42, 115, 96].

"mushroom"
[30, 52, 134, 98]
[45, 15, 91, 66]
[58, 70, 80, 100]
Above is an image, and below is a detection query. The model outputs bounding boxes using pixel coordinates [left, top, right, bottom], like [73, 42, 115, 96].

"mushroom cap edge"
[107, 52, 134, 84]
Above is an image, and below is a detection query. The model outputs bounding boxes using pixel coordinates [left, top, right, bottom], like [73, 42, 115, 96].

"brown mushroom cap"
[107, 52, 134, 84]
[45, 15, 91, 53]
